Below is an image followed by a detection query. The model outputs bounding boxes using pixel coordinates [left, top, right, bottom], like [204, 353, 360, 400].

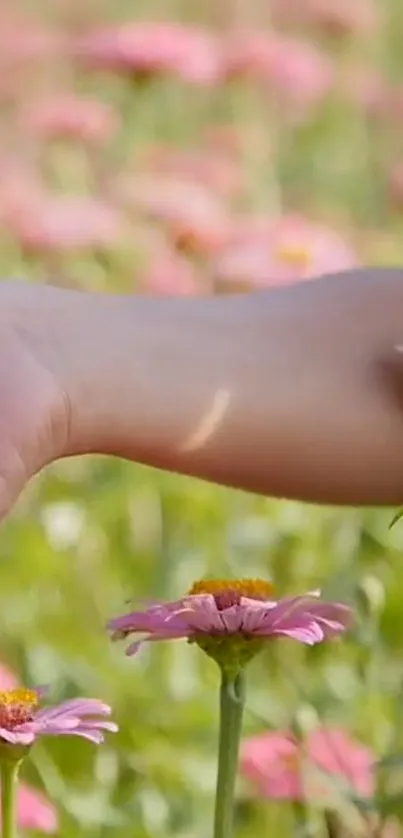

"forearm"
[26, 268, 403, 504]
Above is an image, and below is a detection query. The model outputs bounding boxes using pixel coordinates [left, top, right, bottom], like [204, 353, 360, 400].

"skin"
[2, 267, 403, 520]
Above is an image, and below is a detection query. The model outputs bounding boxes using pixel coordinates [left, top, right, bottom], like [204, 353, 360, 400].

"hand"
[0, 281, 70, 519]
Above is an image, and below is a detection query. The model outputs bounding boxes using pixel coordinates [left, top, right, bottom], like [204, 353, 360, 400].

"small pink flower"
[74, 23, 221, 84]
[0, 11, 64, 67]
[241, 727, 374, 802]
[114, 173, 229, 255]
[223, 32, 333, 110]
[108, 579, 352, 657]
[342, 67, 388, 117]
[7, 193, 127, 253]
[0, 688, 117, 747]
[270, 0, 377, 38]
[144, 144, 242, 198]
[13, 784, 58, 833]
[142, 246, 201, 296]
[214, 214, 357, 289]
[21, 94, 119, 146]
[0, 666, 58, 830]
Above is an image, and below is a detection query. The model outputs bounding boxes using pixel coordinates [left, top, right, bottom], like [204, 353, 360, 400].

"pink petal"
[273, 625, 324, 644]
[125, 631, 187, 656]
[0, 727, 35, 745]
[35, 698, 112, 722]
[16, 783, 58, 833]
[48, 727, 105, 744]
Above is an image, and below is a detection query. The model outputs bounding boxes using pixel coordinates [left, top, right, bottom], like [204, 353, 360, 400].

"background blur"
[2, 0, 403, 835]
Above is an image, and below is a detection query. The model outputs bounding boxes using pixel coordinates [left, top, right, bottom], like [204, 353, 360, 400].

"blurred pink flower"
[0, 164, 45, 228]
[12, 784, 58, 833]
[6, 193, 128, 253]
[343, 67, 388, 116]
[144, 144, 242, 198]
[0, 666, 58, 830]
[0, 688, 117, 746]
[0, 11, 64, 67]
[270, 0, 377, 37]
[142, 246, 201, 296]
[114, 173, 229, 255]
[21, 94, 119, 146]
[223, 32, 333, 109]
[241, 727, 374, 802]
[108, 579, 352, 657]
[74, 22, 221, 84]
[214, 214, 357, 289]
[308, 0, 378, 36]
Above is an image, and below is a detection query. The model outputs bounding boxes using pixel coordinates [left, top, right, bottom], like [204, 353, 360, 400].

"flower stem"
[214, 670, 246, 838]
[0, 759, 21, 838]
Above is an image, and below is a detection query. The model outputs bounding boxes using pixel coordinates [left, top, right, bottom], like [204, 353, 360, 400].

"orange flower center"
[188, 578, 274, 610]
[0, 689, 39, 729]
[276, 243, 312, 268]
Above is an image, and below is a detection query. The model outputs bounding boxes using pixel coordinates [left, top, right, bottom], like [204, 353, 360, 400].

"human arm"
[3, 267, 403, 515]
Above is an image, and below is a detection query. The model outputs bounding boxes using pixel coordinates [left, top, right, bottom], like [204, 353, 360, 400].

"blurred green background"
[2, 0, 403, 835]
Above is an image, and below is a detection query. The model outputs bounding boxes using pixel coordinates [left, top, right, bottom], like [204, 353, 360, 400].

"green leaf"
[389, 509, 403, 529]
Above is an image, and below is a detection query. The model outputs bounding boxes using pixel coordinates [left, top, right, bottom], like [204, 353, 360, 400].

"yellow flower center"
[188, 578, 274, 610]
[276, 244, 312, 268]
[0, 689, 39, 730]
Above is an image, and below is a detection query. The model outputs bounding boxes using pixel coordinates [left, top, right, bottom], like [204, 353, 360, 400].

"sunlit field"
[2, 1, 403, 835]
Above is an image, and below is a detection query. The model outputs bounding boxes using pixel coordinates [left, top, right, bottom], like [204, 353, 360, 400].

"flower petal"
[0, 727, 35, 745]
[35, 698, 112, 722]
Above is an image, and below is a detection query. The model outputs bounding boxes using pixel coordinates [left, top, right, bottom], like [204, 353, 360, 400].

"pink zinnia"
[7, 194, 127, 254]
[22, 94, 119, 146]
[214, 214, 357, 289]
[223, 32, 333, 110]
[142, 246, 201, 296]
[0, 665, 58, 831]
[11, 784, 58, 833]
[74, 23, 221, 85]
[108, 578, 352, 658]
[241, 728, 374, 803]
[114, 173, 229, 256]
[0, 688, 117, 746]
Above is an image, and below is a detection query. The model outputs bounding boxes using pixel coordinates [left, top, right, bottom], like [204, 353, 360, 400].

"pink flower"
[21, 94, 119, 146]
[0, 688, 117, 747]
[144, 144, 242, 198]
[142, 246, 201, 296]
[74, 23, 221, 84]
[342, 67, 388, 117]
[223, 33, 333, 110]
[270, 0, 377, 38]
[114, 173, 229, 255]
[0, 666, 58, 830]
[0, 11, 64, 68]
[241, 728, 374, 803]
[6, 193, 127, 253]
[108, 578, 352, 657]
[12, 784, 58, 833]
[214, 214, 357, 289]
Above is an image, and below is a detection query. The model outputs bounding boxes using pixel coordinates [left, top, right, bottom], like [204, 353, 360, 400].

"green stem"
[292, 800, 315, 838]
[214, 670, 246, 838]
[1, 760, 21, 838]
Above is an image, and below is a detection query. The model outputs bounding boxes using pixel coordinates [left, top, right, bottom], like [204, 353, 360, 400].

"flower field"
[1, 0, 403, 835]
